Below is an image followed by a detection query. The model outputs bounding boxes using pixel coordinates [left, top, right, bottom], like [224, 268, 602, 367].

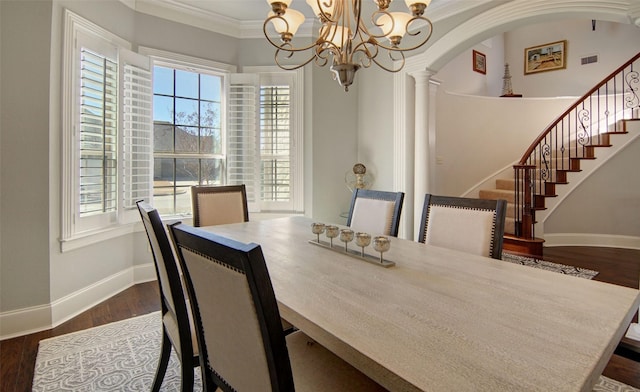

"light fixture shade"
[377, 12, 413, 39]
[306, 0, 336, 17]
[322, 24, 351, 49]
[268, 8, 305, 36]
[404, 0, 432, 7]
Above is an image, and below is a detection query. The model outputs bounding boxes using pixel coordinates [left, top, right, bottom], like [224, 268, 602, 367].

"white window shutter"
[120, 49, 153, 223]
[228, 73, 260, 211]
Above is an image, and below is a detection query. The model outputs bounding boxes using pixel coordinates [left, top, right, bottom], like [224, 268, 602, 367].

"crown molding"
[119, 0, 470, 39]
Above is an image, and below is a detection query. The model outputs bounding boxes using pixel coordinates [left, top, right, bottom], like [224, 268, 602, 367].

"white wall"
[356, 66, 395, 193]
[435, 36, 506, 97]
[433, 94, 577, 197]
[506, 19, 640, 97]
[545, 134, 640, 238]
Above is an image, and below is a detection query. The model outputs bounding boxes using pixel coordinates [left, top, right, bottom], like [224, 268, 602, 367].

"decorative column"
[411, 70, 433, 238]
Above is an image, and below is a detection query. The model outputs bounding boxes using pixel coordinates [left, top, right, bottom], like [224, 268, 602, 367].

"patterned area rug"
[502, 252, 599, 279]
[33, 309, 632, 391]
[33, 312, 203, 391]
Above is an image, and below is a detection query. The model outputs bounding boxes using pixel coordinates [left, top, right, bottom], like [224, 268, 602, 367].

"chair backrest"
[191, 184, 249, 227]
[169, 223, 294, 392]
[136, 201, 193, 352]
[346, 189, 405, 237]
[418, 194, 507, 259]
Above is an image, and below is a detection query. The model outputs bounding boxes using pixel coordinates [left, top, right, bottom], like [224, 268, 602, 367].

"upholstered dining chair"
[136, 201, 213, 392]
[418, 194, 507, 260]
[168, 223, 388, 392]
[346, 189, 405, 237]
[191, 184, 249, 227]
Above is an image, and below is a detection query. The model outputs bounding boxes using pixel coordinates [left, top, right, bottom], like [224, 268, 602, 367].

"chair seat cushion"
[286, 331, 387, 391]
[425, 205, 496, 258]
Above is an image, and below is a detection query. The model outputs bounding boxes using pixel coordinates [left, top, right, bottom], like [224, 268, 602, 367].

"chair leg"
[151, 330, 172, 392]
[180, 353, 194, 392]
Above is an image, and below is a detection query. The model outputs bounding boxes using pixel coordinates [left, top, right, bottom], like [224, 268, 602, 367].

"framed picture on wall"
[524, 40, 567, 74]
[473, 50, 486, 74]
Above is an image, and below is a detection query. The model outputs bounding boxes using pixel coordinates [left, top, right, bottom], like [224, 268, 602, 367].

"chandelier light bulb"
[377, 12, 413, 46]
[322, 24, 351, 49]
[268, 8, 305, 41]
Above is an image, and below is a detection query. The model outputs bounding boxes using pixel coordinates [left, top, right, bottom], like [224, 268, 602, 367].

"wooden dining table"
[201, 216, 640, 392]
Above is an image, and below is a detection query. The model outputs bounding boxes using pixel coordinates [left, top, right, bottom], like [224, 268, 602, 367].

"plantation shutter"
[78, 48, 118, 217]
[120, 49, 153, 223]
[228, 73, 259, 211]
[259, 83, 292, 208]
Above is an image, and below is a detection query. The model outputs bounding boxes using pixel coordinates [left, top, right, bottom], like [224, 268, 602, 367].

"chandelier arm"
[317, 0, 337, 23]
[273, 48, 318, 70]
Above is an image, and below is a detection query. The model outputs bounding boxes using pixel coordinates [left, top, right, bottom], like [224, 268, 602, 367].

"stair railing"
[514, 52, 640, 240]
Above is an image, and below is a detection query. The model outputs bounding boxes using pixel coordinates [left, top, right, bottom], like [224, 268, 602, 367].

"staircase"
[478, 52, 640, 257]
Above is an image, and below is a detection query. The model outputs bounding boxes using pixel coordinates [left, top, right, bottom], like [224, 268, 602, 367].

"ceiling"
[128, 0, 475, 38]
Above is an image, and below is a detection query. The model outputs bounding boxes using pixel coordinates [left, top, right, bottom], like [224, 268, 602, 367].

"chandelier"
[264, 0, 433, 91]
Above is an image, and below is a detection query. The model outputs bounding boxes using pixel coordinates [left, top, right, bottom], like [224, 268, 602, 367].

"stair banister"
[513, 52, 640, 241]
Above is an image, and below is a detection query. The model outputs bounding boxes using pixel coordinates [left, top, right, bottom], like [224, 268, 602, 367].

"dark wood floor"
[2, 246, 640, 392]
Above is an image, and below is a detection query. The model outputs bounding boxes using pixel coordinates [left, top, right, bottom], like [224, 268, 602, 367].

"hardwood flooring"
[1, 246, 639, 391]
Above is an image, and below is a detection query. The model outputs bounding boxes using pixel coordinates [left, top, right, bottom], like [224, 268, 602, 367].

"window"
[62, 10, 152, 250]
[61, 14, 304, 250]
[231, 68, 304, 213]
[152, 65, 225, 216]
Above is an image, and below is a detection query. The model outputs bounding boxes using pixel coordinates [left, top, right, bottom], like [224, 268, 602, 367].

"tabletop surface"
[201, 216, 640, 392]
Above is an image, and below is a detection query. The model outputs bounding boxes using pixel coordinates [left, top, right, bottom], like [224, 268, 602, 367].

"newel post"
[513, 164, 535, 239]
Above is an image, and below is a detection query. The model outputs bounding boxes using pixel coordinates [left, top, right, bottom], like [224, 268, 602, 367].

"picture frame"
[472, 50, 486, 74]
[524, 40, 567, 74]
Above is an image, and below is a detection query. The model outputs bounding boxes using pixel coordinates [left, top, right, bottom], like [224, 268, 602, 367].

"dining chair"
[168, 223, 388, 392]
[418, 194, 507, 259]
[136, 201, 213, 392]
[346, 189, 405, 237]
[191, 184, 249, 227]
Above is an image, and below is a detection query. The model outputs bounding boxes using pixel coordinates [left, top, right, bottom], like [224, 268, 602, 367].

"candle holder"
[373, 236, 391, 264]
[311, 222, 325, 243]
[339, 229, 354, 252]
[325, 225, 339, 248]
[308, 223, 394, 268]
[355, 232, 371, 257]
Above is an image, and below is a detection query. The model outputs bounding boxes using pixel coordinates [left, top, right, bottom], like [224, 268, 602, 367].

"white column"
[411, 70, 433, 238]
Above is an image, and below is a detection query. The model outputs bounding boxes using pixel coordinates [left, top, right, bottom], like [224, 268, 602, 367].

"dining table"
[201, 216, 640, 392]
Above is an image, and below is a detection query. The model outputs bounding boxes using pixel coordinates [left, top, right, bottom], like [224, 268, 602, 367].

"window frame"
[61, 10, 139, 251]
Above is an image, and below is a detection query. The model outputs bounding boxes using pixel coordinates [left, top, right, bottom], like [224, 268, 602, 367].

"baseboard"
[543, 233, 640, 249]
[0, 263, 157, 340]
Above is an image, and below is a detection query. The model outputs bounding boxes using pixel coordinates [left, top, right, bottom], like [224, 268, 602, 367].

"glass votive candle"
[311, 222, 325, 242]
[339, 228, 354, 252]
[373, 236, 391, 263]
[355, 232, 372, 257]
[325, 225, 339, 247]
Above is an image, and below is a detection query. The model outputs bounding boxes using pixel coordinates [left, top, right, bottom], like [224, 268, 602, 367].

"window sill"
[60, 223, 143, 253]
